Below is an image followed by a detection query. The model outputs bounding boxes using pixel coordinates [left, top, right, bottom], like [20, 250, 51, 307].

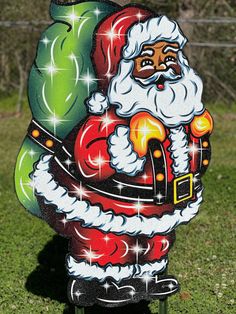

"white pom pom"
[86, 92, 109, 114]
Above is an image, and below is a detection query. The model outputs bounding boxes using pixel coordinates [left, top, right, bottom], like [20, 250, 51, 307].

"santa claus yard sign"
[15, 0, 213, 311]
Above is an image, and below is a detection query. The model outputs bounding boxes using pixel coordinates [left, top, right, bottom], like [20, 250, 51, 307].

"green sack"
[15, 1, 118, 217]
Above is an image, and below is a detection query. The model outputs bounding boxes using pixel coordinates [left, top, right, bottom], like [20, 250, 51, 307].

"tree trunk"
[15, 51, 26, 115]
[178, 0, 194, 62]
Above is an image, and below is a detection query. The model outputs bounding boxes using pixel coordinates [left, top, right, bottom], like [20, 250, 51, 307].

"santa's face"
[108, 42, 204, 128]
[132, 41, 181, 90]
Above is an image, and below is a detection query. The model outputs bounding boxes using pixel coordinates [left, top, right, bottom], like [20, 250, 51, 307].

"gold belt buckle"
[173, 173, 193, 204]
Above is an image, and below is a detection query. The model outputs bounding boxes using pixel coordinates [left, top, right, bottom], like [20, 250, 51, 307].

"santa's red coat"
[61, 108, 203, 267]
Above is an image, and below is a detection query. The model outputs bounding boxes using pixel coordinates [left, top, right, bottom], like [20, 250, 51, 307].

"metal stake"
[75, 307, 85, 314]
[159, 298, 168, 314]
[159, 265, 168, 314]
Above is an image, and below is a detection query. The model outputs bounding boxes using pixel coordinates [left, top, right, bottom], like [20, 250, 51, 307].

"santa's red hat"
[92, 6, 153, 93]
[91, 6, 187, 94]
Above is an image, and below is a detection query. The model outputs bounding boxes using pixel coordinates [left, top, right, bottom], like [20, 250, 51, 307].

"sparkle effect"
[133, 198, 144, 216]
[40, 112, 69, 136]
[188, 141, 208, 164]
[97, 26, 127, 48]
[141, 273, 154, 292]
[193, 175, 200, 184]
[59, 7, 87, 34]
[24, 177, 37, 195]
[78, 68, 100, 96]
[129, 290, 136, 299]
[70, 182, 91, 201]
[136, 11, 145, 22]
[74, 290, 84, 300]
[28, 149, 37, 158]
[64, 158, 74, 169]
[87, 151, 110, 179]
[60, 217, 68, 227]
[94, 111, 122, 136]
[103, 235, 111, 243]
[93, 8, 103, 20]
[130, 240, 147, 264]
[116, 183, 124, 194]
[168, 282, 176, 290]
[142, 173, 149, 183]
[40, 36, 51, 48]
[80, 246, 104, 266]
[102, 282, 111, 293]
[156, 192, 165, 203]
[38, 61, 66, 85]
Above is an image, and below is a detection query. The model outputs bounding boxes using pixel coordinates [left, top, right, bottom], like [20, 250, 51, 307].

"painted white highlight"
[50, 36, 59, 65]
[113, 179, 152, 190]
[77, 161, 97, 179]
[80, 124, 93, 147]
[143, 243, 150, 255]
[87, 184, 154, 202]
[168, 126, 190, 176]
[18, 150, 28, 170]
[33, 155, 203, 237]
[42, 83, 53, 115]
[106, 45, 112, 78]
[20, 177, 31, 201]
[70, 53, 80, 85]
[67, 255, 168, 282]
[108, 126, 146, 176]
[120, 240, 129, 258]
[66, 93, 73, 102]
[96, 298, 131, 303]
[78, 18, 90, 39]
[112, 282, 135, 291]
[70, 279, 76, 302]
[161, 239, 170, 252]
[74, 228, 91, 241]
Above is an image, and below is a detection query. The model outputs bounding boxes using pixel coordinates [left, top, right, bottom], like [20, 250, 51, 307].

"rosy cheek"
[169, 63, 181, 75]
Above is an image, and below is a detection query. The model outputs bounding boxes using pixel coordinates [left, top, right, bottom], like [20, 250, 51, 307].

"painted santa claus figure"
[33, 5, 213, 307]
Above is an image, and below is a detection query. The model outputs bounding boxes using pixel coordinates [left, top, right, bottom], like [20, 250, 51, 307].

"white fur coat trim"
[108, 126, 146, 176]
[168, 126, 190, 176]
[67, 255, 168, 282]
[33, 155, 203, 237]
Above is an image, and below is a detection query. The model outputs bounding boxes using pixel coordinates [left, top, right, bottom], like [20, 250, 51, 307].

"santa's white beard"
[108, 52, 204, 127]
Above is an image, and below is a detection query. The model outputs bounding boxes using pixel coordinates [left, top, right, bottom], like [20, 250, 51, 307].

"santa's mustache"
[134, 68, 182, 86]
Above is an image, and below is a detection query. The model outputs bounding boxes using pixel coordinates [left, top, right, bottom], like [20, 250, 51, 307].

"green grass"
[0, 97, 235, 313]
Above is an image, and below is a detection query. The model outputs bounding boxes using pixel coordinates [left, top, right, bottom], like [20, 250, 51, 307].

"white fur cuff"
[67, 255, 168, 282]
[86, 92, 109, 114]
[108, 126, 146, 176]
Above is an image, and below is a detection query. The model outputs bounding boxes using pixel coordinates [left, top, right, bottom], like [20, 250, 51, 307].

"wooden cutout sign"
[15, 0, 213, 308]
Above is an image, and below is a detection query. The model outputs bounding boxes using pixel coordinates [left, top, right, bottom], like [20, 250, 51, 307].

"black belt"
[28, 119, 202, 207]
[28, 119, 62, 153]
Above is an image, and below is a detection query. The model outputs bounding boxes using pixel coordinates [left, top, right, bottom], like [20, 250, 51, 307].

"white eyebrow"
[163, 46, 179, 54]
[140, 49, 154, 57]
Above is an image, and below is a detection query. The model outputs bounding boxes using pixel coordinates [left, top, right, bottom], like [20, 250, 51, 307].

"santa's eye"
[165, 56, 177, 64]
[141, 59, 154, 68]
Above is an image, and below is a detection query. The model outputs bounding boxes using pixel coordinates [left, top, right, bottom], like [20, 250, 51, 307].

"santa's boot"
[68, 274, 179, 307]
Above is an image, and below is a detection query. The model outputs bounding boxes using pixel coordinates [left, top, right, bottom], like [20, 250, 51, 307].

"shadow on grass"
[25, 235, 151, 314]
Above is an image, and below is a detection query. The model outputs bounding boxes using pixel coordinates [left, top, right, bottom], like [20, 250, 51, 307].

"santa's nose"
[154, 62, 167, 71]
